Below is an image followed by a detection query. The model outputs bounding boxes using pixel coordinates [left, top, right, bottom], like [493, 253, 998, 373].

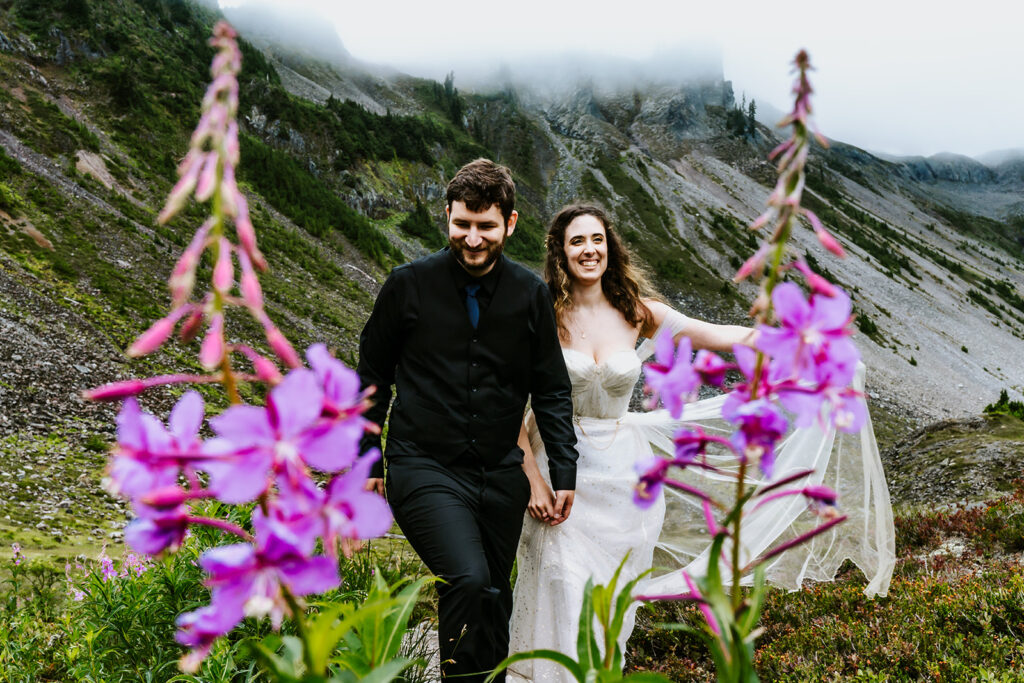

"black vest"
[386, 251, 540, 466]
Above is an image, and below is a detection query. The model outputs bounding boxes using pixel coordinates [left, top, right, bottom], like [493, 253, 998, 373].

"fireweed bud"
[234, 195, 266, 270]
[263, 318, 301, 369]
[83, 379, 148, 401]
[238, 251, 263, 310]
[212, 238, 234, 294]
[127, 306, 190, 357]
[194, 152, 219, 203]
[179, 308, 205, 343]
[200, 313, 225, 369]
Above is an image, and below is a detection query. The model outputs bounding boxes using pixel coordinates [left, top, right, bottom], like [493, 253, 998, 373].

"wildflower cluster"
[83, 22, 391, 673]
[11, 543, 23, 566]
[636, 51, 858, 679]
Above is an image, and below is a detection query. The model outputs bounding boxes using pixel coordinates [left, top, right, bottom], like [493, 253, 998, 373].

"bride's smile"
[563, 214, 608, 284]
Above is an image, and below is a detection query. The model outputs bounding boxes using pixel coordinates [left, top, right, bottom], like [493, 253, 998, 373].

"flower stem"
[731, 457, 746, 611]
[280, 585, 318, 675]
[186, 516, 253, 542]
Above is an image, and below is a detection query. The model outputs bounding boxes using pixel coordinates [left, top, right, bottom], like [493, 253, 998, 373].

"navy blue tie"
[465, 283, 481, 328]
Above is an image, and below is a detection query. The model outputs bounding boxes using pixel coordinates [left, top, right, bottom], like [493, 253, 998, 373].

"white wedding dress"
[507, 311, 896, 682]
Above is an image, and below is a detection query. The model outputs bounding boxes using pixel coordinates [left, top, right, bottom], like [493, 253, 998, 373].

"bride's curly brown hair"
[545, 204, 659, 341]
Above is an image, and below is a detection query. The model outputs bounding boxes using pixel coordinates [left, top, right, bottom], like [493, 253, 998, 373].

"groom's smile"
[447, 200, 518, 276]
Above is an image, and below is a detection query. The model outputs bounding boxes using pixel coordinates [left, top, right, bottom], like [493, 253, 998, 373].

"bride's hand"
[527, 476, 556, 522]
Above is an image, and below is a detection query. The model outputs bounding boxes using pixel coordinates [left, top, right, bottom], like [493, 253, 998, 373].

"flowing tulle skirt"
[508, 415, 663, 683]
[507, 365, 895, 681]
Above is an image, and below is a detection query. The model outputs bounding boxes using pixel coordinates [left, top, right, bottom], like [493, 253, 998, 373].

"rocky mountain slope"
[0, 0, 1022, 553]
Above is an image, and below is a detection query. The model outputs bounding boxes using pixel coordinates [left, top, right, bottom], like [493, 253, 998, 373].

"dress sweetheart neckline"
[561, 347, 639, 367]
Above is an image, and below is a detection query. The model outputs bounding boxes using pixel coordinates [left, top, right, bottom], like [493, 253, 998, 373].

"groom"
[357, 158, 578, 682]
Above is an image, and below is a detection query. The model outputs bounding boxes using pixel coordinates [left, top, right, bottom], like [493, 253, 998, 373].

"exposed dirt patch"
[883, 414, 1024, 508]
[74, 150, 116, 190]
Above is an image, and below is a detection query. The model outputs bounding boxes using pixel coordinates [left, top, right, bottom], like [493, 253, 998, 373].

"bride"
[507, 204, 895, 681]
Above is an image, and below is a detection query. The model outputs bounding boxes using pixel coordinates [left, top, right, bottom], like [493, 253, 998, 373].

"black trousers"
[386, 456, 531, 683]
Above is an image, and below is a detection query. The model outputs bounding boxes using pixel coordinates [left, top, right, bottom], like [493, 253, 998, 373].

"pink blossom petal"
[299, 419, 362, 472]
[210, 406, 274, 446]
[771, 282, 812, 327]
[268, 370, 323, 437]
[279, 555, 339, 596]
[201, 449, 273, 503]
[168, 391, 204, 444]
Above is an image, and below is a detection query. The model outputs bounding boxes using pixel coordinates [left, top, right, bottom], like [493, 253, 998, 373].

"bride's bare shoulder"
[639, 299, 671, 337]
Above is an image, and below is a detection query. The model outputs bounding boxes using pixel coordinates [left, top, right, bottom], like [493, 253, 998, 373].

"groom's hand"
[550, 490, 575, 526]
[364, 478, 385, 496]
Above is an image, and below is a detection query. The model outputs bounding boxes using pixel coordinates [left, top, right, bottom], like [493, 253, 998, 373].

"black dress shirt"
[357, 249, 578, 490]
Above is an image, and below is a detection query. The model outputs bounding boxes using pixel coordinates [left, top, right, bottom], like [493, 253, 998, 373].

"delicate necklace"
[570, 316, 588, 340]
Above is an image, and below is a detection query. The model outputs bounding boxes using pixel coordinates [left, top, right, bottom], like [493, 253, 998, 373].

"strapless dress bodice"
[562, 348, 641, 420]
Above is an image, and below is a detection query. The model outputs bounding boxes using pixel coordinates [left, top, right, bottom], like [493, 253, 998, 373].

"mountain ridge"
[0, 0, 1021, 552]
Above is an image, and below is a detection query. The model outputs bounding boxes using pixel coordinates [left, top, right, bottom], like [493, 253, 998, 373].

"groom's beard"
[449, 233, 506, 275]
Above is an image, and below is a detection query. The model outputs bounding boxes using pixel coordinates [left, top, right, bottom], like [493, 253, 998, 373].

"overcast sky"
[219, 0, 1023, 159]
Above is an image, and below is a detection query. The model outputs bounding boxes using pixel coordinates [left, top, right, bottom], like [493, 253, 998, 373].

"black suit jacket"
[357, 249, 578, 490]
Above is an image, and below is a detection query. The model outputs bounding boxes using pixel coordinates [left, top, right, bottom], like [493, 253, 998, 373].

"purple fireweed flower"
[306, 343, 371, 422]
[692, 350, 729, 387]
[119, 551, 150, 579]
[11, 543, 22, 566]
[722, 396, 788, 478]
[176, 603, 244, 673]
[201, 369, 361, 503]
[256, 474, 326, 556]
[634, 453, 671, 509]
[672, 429, 705, 465]
[756, 282, 858, 385]
[322, 450, 392, 556]
[107, 391, 205, 500]
[125, 499, 191, 556]
[644, 332, 699, 419]
[200, 514, 339, 630]
[776, 373, 866, 433]
[98, 547, 118, 582]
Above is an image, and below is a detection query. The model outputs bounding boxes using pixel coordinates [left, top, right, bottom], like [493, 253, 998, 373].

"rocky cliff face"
[0, 0, 1022, 550]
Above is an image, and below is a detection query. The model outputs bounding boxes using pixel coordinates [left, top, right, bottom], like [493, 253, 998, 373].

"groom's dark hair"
[446, 158, 516, 225]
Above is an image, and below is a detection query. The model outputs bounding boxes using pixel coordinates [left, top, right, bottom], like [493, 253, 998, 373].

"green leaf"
[350, 657, 419, 683]
[486, 650, 585, 683]
[609, 566, 654, 653]
[250, 637, 300, 683]
[305, 603, 353, 674]
[575, 577, 601, 670]
[737, 565, 766, 634]
[377, 575, 434, 662]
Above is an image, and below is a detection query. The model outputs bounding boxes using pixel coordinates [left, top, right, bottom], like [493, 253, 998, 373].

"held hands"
[552, 490, 575, 526]
[364, 477, 385, 496]
[526, 474, 575, 526]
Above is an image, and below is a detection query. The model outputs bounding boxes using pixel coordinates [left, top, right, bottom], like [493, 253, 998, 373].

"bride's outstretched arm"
[519, 420, 556, 523]
[643, 299, 757, 352]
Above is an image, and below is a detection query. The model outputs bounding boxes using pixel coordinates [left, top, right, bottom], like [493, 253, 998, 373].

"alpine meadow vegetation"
[1, 4, 1023, 682]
